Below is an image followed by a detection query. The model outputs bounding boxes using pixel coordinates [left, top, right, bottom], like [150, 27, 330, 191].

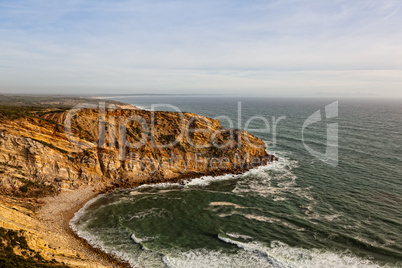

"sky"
[0, 0, 401, 97]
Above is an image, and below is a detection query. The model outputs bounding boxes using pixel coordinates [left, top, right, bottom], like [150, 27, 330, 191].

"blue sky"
[0, 0, 401, 97]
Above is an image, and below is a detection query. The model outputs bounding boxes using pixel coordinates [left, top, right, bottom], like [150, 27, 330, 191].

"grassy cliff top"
[0, 95, 124, 120]
[0, 94, 123, 108]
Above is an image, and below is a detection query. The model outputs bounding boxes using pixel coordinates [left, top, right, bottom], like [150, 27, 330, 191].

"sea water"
[71, 97, 402, 267]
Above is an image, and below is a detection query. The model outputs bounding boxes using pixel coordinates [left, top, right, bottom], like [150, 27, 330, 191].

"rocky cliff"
[0, 104, 275, 195]
[0, 99, 276, 267]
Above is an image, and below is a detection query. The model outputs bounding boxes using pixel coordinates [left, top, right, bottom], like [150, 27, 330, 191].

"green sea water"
[71, 97, 402, 267]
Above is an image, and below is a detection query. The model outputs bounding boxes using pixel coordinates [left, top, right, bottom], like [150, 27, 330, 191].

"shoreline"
[59, 164, 275, 267]
[37, 187, 131, 267]
[63, 190, 132, 268]
[0, 95, 276, 266]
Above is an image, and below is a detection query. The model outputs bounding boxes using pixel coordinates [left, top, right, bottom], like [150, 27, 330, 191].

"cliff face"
[0, 105, 274, 194]
[0, 102, 277, 267]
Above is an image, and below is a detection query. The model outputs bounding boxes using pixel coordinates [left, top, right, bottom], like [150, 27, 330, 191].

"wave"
[216, 211, 306, 231]
[226, 232, 253, 240]
[69, 229, 395, 268]
[214, 235, 393, 268]
[131, 150, 294, 192]
[70, 193, 105, 228]
[126, 162, 277, 192]
[232, 151, 310, 202]
[71, 217, 164, 267]
[162, 248, 278, 268]
[69, 227, 142, 267]
[130, 234, 155, 251]
[218, 235, 291, 268]
[209, 201, 246, 209]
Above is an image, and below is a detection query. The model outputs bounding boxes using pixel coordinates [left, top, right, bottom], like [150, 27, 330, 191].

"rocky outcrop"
[0, 190, 120, 267]
[0, 105, 275, 193]
[0, 103, 276, 266]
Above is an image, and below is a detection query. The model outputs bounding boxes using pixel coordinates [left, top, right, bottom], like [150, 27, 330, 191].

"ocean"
[70, 96, 402, 267]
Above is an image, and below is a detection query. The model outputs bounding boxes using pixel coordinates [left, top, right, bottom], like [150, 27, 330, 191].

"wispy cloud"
[0, 0, 401, 97]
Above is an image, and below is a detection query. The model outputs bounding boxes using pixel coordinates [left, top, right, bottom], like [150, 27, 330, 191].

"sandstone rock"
[0, 107, 276, 192]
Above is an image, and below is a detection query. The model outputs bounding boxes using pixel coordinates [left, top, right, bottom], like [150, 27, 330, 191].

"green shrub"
[14, 178, 56, 198]
[0, 227, 67, 267]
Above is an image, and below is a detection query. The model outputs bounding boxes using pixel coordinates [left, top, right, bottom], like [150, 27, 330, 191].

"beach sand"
[36, 187, 129, 267]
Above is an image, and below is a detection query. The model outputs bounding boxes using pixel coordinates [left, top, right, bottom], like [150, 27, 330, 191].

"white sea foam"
[226, 232, 253, 240]
[71, 149, 382, 268]
[209, 201, 246, 209]
[120, 150, 295, 195]
[70, 227, 142, 267]
[71, 219, 163, 267]
[124, 170, 239, 192]
[130, 234, 154, 250]
[128, 150, 292, 192]
[231, 151, 318, 209]
[218, 211, 279, 224]
[131, 233, 143, 244]
[217, 211, 305, 231]
[127, 208, 160, 220]
[267, 241, 393, 268]
[100, 235, 392, 268]
[184, 173, 239, 186]
[273, 196, 287, 201]
[216, 235, 393, 268]
[135, 182, 183, 190]
[160, 235, 394, 268]
[217, 235, 290, 268]
[70, 193, 105, 228]
[162, 248, 276, 268]
[70, 194, 164, 267]
[129, 188, 181, 196]
[181, 150, 292, 188]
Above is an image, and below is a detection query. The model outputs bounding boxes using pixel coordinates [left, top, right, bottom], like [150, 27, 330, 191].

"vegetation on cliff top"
[0, 95, 122, 120]
[0, 227, 67, 267]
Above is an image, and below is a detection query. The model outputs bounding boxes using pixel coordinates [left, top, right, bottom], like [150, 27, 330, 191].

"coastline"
[36, 187, 130, 267]
[0, 96, 275, 267]
[60, 164, 274, 267]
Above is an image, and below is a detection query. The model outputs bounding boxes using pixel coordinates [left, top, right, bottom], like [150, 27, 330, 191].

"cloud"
[0, 0, 401, 97]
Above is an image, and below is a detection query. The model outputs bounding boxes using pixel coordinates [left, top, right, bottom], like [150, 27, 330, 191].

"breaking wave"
[163, 235, 395, 268]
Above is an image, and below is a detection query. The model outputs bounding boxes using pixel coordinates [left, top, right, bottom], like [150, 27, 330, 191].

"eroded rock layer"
[0, 106, 274, 193]
[0, 103, 276, 267]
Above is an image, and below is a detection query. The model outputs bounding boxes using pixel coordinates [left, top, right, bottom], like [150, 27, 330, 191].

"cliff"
[0, 98, 276, 267]
[0, 105, 274, 194]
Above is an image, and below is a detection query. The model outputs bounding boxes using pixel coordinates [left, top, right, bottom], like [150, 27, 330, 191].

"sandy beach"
[36, 187, 129, 267]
